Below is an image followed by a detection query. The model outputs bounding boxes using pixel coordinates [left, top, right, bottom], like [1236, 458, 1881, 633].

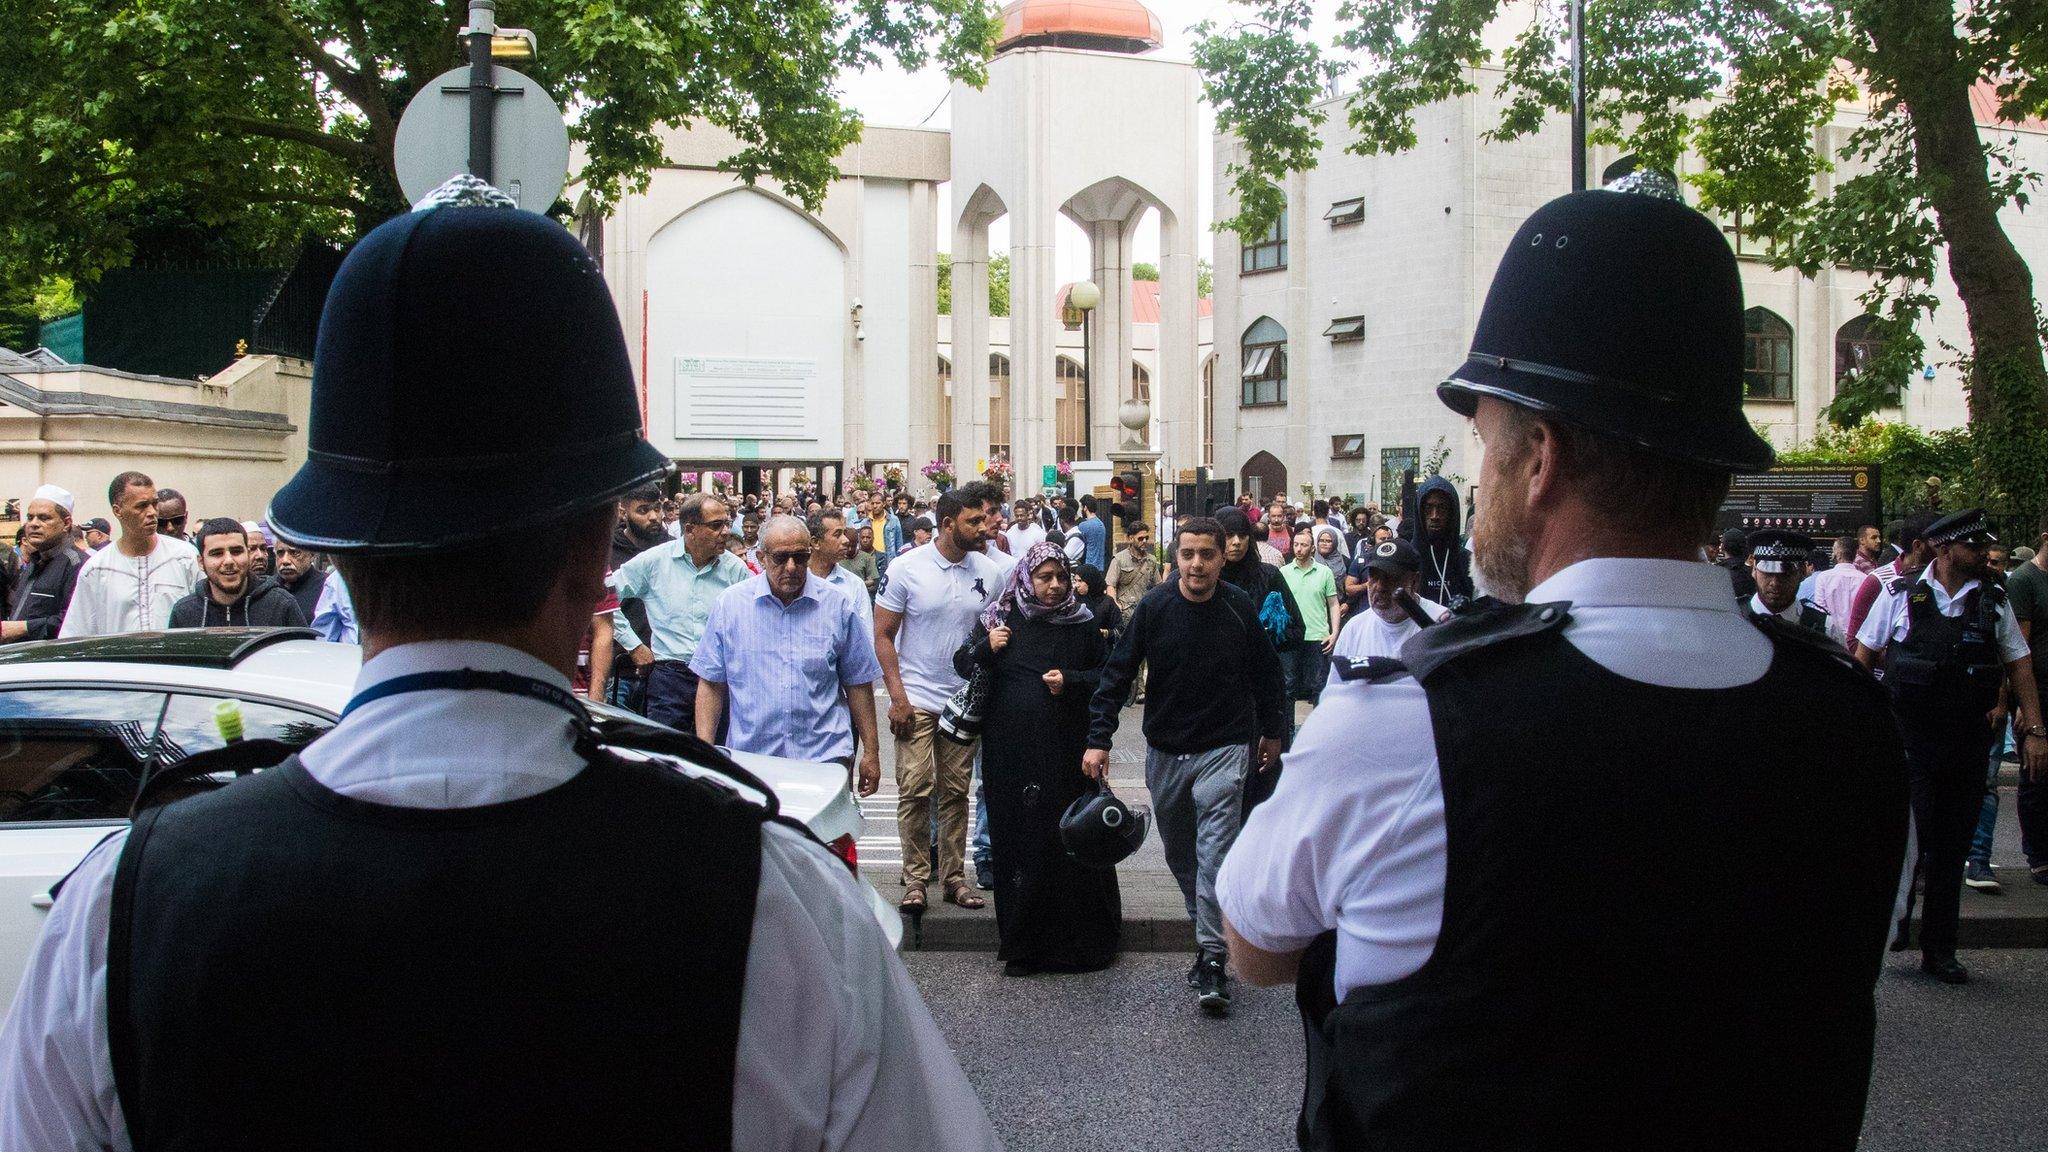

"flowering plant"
[852, 471, 878, 494]
[1055, 459, 1072, 479]
[982, 454, 1011, 480]
[883, 464, 905, 486]
[676, 471, 699, 488]
[706, 470, 734, 491]
[921, 459, 956, 487]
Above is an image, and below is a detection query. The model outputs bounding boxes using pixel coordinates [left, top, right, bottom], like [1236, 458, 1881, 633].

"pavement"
[861, 702, 2048, 951]
[905, 948, 2048, 1152]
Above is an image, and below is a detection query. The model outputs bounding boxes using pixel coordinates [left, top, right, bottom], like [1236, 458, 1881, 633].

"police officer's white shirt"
[1330, 595, 1447, 662]
[1853, 574, 2030, 663]
[876, 542, 1005, 714]
[0, 640, 998, 1152]
[1219, 558, 1774, 1001]
[1747, 592, 1808, 627]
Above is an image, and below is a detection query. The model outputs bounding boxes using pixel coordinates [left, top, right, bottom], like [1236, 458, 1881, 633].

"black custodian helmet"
[1059, 783, 1150, 869]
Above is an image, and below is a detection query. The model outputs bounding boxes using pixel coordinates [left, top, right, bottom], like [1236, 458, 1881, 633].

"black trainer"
[1185, 953, 1205, 989]
[1196, 953, 1232, 1016]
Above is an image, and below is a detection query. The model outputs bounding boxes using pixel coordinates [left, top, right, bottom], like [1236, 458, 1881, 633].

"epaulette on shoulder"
[1330, 655, 1411, 684]
[1398, 597, 1572, 681]
[1747, 611, 1864, 675]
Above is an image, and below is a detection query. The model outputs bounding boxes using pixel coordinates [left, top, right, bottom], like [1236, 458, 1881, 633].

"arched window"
[1132, 361, 1151, 403]
[1742, 308, 1793, 401]
[1241, 316, 1287, 406]
[1055, 355, 1089, 463]
[1201, 354, 1216, 466]
[989, 353, 1011, 459]
[936, 356, 953, 463]
[1835, 315, 1902, 402]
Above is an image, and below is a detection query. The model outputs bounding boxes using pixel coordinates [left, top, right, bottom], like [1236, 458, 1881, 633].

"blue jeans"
[972, 753, 992, 871]
[1970, 721, 2016, 865]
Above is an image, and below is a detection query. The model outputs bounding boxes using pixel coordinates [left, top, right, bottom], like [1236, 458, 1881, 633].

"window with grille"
[1743, 308, 1793, 401]
[1240, 211, 1288, 274]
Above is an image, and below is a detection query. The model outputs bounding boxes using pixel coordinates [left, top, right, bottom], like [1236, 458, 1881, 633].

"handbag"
[938, 613, 1010, 744]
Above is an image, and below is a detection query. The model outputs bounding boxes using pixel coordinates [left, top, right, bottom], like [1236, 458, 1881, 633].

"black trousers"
[1902, 718, 1997, 957]
[647, 661, 725, 742]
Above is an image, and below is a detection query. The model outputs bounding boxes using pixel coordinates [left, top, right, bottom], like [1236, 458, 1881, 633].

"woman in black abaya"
[955, 543, 1118, 975]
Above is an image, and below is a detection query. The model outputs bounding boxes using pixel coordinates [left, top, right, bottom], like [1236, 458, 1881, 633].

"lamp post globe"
[1069, 280, 1102, 311]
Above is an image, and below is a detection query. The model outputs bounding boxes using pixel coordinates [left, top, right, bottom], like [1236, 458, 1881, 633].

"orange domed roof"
[996, 0, 1163, 54]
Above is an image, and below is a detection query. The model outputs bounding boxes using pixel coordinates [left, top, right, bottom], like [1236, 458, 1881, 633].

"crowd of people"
[6, 173, 2046, 1152]
[0, 471, 354, 643]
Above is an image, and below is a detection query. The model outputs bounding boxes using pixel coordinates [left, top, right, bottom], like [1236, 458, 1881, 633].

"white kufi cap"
[29, 484, 73, 514]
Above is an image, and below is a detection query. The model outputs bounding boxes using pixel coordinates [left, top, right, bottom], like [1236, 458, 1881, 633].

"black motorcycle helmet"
[1060, 782, 1149, 869]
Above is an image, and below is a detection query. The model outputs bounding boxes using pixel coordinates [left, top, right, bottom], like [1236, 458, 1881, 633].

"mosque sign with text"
[1716, 465, 1881, 538]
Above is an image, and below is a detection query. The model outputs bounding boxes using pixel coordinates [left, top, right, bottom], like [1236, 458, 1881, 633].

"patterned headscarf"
[982, 541, 1094, 630]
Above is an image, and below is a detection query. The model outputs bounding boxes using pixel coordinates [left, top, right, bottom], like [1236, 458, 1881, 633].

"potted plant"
[921, 459, 956, 492]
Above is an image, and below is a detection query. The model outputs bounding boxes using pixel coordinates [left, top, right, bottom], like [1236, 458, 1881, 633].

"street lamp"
[1069, 279, 1101, 462]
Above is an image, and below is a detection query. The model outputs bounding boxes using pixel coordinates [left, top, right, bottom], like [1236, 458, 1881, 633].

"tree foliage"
[935, 251, 1009, 316]
[1773, 420, 1981, 519]
[1193, 0, 2048, 525]
[1, 0, 996, 292]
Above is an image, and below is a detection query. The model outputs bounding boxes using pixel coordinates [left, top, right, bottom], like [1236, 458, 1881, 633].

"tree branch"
[241, 188, 366, 213]
[217, 115, 378, 163]
[1734, 0, 1842, 60]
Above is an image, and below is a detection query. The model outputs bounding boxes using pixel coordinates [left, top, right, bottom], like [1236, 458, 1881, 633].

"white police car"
[0, 629, 894, 1013]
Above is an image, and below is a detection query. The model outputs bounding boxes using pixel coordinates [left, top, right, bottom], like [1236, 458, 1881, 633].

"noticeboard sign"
[1717, 464, 1881, 538]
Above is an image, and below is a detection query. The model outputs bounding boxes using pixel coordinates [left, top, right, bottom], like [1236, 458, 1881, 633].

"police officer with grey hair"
[0, 180, 995, 1150]
[1219, 182, 1909, 1151]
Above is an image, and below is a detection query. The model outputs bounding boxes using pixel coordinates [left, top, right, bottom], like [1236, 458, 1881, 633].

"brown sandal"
[898, 885, 927, 912]
[944, 881, 986, 910]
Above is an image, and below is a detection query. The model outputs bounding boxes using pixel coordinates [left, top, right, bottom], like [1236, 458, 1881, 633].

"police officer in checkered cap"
[1744, 528, 1830, 634]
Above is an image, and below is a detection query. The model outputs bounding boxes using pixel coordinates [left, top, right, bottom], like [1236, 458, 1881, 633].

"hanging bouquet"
[707, 470, 734, 492]
[921, 459, 956, 488]
[676, 471, 700, 489]
[982, 454, 1011, 482]
[852, 471, 878, 495]
[1055, 459, 1073, 479]
[884, 464, 905, 488]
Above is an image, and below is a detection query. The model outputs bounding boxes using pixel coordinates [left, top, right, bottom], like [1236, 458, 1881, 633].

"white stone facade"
[1212, 66, 2048, 506]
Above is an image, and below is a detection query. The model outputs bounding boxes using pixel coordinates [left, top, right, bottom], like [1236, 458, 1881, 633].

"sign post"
[1716, 464, 1882, 538]
[392, 2, 567, 212]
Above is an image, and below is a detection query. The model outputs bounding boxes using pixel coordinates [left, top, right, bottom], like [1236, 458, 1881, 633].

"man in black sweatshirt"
[1085, 516, 1286, 1017]
[169, 518, 309, 629]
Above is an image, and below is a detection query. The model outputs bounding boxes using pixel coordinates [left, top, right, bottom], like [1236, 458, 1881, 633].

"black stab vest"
[1881, 571, 2007, 724]
[1320, 605, 1908, 1152]
[108, 752, 763, 1152]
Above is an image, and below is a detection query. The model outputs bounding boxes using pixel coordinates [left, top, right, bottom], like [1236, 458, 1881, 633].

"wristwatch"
[2026, 725, 2048, 741]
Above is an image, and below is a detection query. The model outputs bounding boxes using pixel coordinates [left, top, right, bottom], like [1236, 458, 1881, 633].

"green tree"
[936, 251, 1009, 316]
[1193, 0, 2048, 525]
[1198, 256, 1214, 299]
[1131, 261, 1159, 281]
[1, 0, 996, 292]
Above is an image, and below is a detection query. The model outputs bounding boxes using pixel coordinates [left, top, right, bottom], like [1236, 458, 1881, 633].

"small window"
[1331, 434, 1365, 460]
[1240, 211, 1288, 274]
[157, 695, 334, 765]
[0, 688, 169, 822]
[1722, 213, 1780, 261]
[1324, 198, 1365, 225]
[1324, 316, 1366, 343]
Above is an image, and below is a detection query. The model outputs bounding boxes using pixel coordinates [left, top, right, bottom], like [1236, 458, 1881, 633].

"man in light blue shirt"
[809, 509, 872, 630]
[1077, 496, 1108, 570]
[608, 492, 751, 731]
[693, 516, 883, 795]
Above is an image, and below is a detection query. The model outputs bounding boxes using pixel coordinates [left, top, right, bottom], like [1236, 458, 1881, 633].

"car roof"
[0, 630, 358, 714]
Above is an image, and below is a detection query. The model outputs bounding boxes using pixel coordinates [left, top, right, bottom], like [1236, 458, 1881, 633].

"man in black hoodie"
[169, 518, 309, 628]
[590, 486, 667, 712]
[1404, 475, 1475, 608]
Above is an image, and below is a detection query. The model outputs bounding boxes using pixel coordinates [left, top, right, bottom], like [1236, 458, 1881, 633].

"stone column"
[1008, 199, 1060, 493]
[951, 222, 993, 478]
[1157, 208, 1201, 476]
[905, 180, 941, 471]
[1087, 217, 1138, 457]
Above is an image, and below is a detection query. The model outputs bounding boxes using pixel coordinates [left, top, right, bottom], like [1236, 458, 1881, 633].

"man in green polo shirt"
[1279, 527, 1342, 727]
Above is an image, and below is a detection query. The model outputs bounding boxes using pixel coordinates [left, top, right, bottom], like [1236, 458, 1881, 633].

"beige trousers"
[895, 709, 977, 888]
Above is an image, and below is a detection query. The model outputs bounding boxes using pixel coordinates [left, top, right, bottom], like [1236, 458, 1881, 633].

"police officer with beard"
[1217, 181, 1909, 1151]
[0, 180, 994, 1151]
[1855, 508, 2047, 984]
[1744, 529, 1830, 634]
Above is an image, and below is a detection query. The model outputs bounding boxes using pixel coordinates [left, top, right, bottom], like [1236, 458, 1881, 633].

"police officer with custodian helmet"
[0, 178, 997, 1151]
[1216, 176, 1910, 1152]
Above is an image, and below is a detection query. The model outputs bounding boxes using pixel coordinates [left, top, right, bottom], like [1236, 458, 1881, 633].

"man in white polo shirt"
[874, 480, 1006, 913]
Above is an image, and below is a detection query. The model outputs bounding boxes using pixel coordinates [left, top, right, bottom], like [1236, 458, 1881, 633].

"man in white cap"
[2, 484, 84, 642]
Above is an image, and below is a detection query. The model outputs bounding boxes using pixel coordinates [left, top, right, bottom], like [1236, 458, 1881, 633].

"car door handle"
[29, 893, 52, 910]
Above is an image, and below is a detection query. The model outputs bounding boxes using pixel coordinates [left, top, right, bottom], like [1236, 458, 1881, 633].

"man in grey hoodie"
[169, 518, 310, 628]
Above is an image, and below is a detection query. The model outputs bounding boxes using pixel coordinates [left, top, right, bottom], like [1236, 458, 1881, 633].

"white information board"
[675, 356, 815, 441]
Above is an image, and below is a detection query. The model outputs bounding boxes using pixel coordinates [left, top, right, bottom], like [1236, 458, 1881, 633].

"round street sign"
[393, 64, 570, 213]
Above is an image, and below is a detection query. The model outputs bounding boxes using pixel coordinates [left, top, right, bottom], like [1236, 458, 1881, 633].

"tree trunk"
[1875, 10, 2048, 523]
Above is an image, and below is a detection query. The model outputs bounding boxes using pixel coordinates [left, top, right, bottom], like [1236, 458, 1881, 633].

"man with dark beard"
[589, 485, 666, 712]
[1218, 185, 1908, 1152]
